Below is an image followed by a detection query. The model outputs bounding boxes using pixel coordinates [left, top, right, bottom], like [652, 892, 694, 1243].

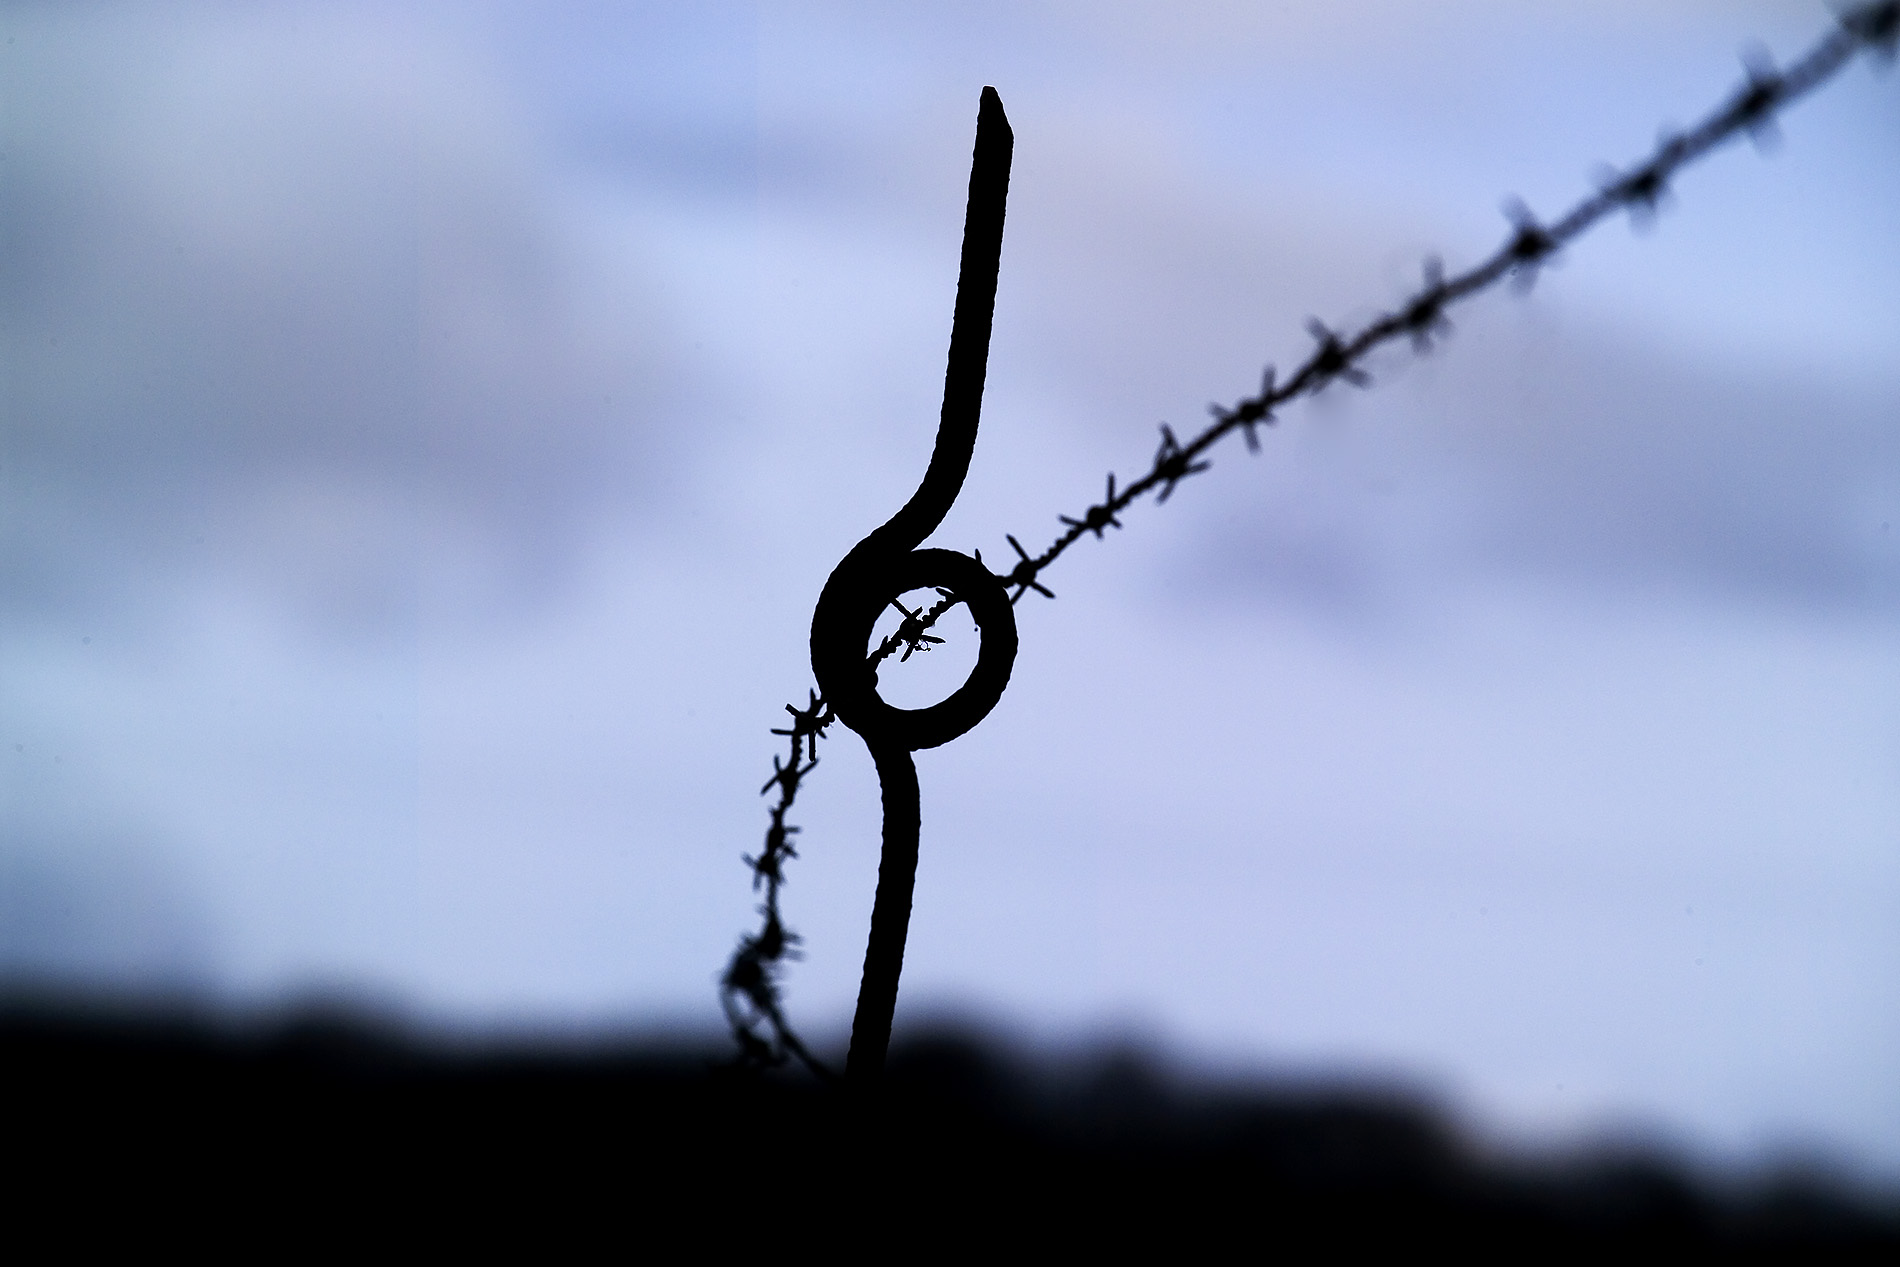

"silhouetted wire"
[719, 2, 1898, 1078]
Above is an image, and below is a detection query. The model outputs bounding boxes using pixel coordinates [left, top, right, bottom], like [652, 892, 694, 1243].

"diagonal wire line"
[719, 3, 1898, 1076]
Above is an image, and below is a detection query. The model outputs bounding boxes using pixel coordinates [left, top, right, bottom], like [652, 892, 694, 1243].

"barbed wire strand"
[719, 2, 1898, 1077]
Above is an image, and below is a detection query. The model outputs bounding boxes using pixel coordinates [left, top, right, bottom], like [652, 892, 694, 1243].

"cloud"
[1, 809, 213, 992]
[0, 6, 682, 642]
[1158, 302, 1900, 622]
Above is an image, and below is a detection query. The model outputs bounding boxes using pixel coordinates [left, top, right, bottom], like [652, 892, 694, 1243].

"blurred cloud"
[1, 810, 211, 989]
[1161, 303, 1900, 622]
[0, 4, 682, 643]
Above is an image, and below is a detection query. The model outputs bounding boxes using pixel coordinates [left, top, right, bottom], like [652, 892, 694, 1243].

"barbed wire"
[719, 2, 1898, 1076]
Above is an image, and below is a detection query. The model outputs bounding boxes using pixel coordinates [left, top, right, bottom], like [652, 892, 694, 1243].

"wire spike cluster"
[1214, 364, 1280, 454]
[1152, 424, 1214, 501]
[1501, 197, 1556, 289]
[770, 689, 835, 765]
[718, 2, 1897, 1076]
[1595, 144, 1673, 231]
[1844, 0, 1900, 54]
[991, 534, 1055, 602]
[1060, 474, 1125, 540]
[1403, 259, 1453, 351]
[886, 592, 953, 662]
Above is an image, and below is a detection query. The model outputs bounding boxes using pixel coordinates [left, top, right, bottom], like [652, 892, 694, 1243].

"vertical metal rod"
[840, 88, 1013, 1084]
[844, 741, 921, 1082]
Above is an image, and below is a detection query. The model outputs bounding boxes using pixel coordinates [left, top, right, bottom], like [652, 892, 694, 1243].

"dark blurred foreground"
[6, 996, 1895, 1251]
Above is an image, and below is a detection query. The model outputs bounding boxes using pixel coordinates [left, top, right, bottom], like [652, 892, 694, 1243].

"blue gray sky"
[3, 2, 1897, 1180]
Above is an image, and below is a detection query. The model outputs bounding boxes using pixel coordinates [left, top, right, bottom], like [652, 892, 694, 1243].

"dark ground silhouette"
[7, 994, 1893, 1250]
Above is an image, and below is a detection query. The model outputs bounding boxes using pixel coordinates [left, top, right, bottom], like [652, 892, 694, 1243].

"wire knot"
[1060, 474, 1125, 539]
[985, 534, 1055, 603]
[770, 689, 836, 763]
[1843, 1, 1899, 55]
[760, 751, 817, 799]
[1304, 320, 1371, 389]
[884, 592, 953, 662]
[1151, 425, 1213, 503]
[1402, 260, 1453, 352]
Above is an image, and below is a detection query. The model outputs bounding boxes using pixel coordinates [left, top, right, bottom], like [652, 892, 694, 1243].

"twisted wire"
[718, 3, 1898, 1075]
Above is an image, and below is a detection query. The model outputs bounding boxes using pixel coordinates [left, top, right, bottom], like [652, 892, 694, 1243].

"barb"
[719, 3, 1897, 1075]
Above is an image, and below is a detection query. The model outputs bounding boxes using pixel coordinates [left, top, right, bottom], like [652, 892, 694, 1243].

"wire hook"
[807, 87, 1017, 1082]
